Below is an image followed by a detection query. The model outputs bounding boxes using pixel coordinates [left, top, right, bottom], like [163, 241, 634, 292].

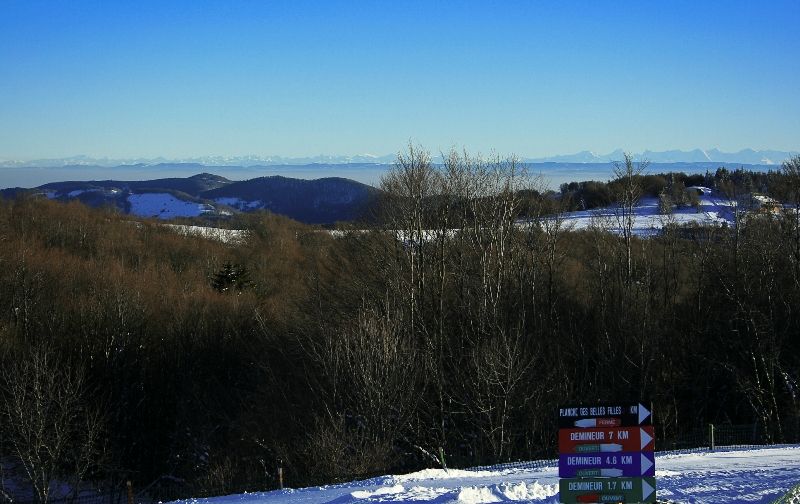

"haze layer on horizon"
[1, 1, 799, 160]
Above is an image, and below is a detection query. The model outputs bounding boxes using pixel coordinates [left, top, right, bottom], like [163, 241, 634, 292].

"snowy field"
[164, 224, 247, 244]
[552, 192, 736, 237]
[127, 193, 215, 219]
[175, 446, 800, 504]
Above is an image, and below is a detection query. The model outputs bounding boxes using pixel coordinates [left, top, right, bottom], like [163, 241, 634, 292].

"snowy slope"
[127, 193, 214, 219]
[175, 446, 800, 504]
[553, 193, 735, 237]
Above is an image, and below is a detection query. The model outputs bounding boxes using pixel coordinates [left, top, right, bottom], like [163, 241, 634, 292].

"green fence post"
[709, 423, 715, 451]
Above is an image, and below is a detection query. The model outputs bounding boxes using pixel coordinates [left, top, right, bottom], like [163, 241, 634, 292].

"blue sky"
[1, 0, 798, 160]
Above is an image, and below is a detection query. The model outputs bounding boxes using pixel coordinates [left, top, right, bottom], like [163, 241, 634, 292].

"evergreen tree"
[211, 262, 251, 293]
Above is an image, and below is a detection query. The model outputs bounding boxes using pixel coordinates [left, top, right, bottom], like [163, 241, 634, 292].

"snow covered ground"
[553, 193, 736, 237]
[174, 446, 800, 504]
[127, 193, 215, 219]
[165, 224, 247, 244]
[214, 197, 266, 210]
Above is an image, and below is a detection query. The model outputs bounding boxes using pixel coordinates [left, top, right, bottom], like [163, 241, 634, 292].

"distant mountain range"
[525, 148, 798, 165]
[0, 154, 397, 168]
[1, 148, 796, 168]
[0, 173, 379, 225]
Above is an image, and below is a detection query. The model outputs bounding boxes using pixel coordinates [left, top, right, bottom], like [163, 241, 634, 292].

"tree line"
[1, 150, 799, 502]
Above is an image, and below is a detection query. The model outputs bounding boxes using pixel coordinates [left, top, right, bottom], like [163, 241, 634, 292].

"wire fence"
[660, 422, 770, 452]
[466, 422, 785, 472]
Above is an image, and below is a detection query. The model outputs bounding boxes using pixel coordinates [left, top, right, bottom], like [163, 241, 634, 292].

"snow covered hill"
[2, 173, 378, 224]
[175, 446, 800, 504]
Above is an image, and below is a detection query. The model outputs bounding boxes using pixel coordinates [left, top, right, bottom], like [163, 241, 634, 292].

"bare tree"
[377, 145, 447, 447]
[376, 146, 542, 461]
[379, 143, 439, 334]
[0, 345, 104, 504]
[303, 304, 419, 480]
[781, 155, 800, 286]
[462, 326, 536, 461]
[612, 153, 649, 286]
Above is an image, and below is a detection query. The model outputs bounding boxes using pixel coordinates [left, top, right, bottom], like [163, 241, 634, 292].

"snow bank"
[327, 481, 557, 504]
[454, 482, 556, 503]
[350, 485, 405, 499]
[389, 469, 509, 484]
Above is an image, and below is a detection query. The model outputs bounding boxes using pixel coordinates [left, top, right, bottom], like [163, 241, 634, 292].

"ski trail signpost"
[558, 403, 655, 503]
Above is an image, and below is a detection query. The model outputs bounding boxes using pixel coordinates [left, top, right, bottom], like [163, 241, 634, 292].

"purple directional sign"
[559, 451, 655, 478]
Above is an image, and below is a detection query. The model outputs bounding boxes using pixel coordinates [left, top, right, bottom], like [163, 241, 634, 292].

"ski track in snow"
[174, 446, 800, 504]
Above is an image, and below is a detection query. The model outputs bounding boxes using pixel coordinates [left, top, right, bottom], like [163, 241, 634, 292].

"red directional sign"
[559, 426, 655, 454]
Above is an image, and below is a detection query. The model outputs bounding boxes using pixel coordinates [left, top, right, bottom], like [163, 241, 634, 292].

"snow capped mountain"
[529, 151, 603, 163]
[525, 148, 797, 164]
[2, 149, 796, 169]
[640, 149, 712, 163]
[0, 154, 398, 168]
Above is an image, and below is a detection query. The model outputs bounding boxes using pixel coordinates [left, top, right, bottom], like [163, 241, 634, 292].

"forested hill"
[0, 173, 379, 224]
[39, 172, 232, 196]
[203, 176, 380, 224]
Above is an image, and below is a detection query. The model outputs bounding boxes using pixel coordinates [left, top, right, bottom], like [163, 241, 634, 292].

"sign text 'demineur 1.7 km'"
[559, 476, 656, 504]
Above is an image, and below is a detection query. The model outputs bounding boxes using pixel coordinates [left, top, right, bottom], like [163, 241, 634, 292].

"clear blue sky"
[1, 0, 798, 160]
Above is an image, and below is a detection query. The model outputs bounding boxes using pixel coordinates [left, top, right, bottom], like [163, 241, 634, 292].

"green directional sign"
[559, 476, 656, 503]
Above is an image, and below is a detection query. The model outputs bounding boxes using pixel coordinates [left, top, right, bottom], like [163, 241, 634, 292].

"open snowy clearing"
[553, 193, 736, 237]
[174, 445, 800, 504]
[127, 193, 216, 219]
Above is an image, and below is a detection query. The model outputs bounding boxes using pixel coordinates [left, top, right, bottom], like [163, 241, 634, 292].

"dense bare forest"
[1, 150, 799, 502]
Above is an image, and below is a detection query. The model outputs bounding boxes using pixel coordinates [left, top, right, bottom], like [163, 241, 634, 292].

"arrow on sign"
[559, 477, 656, 503]
[641, 452, 654, 475]
[559, 426, 655, 453]
[642, 478, 655, 501]
[638, 403, 651, 425]
[559, 451, 656, 477]
[558, 403, 652, 428]
[640, 427, 653, 450]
